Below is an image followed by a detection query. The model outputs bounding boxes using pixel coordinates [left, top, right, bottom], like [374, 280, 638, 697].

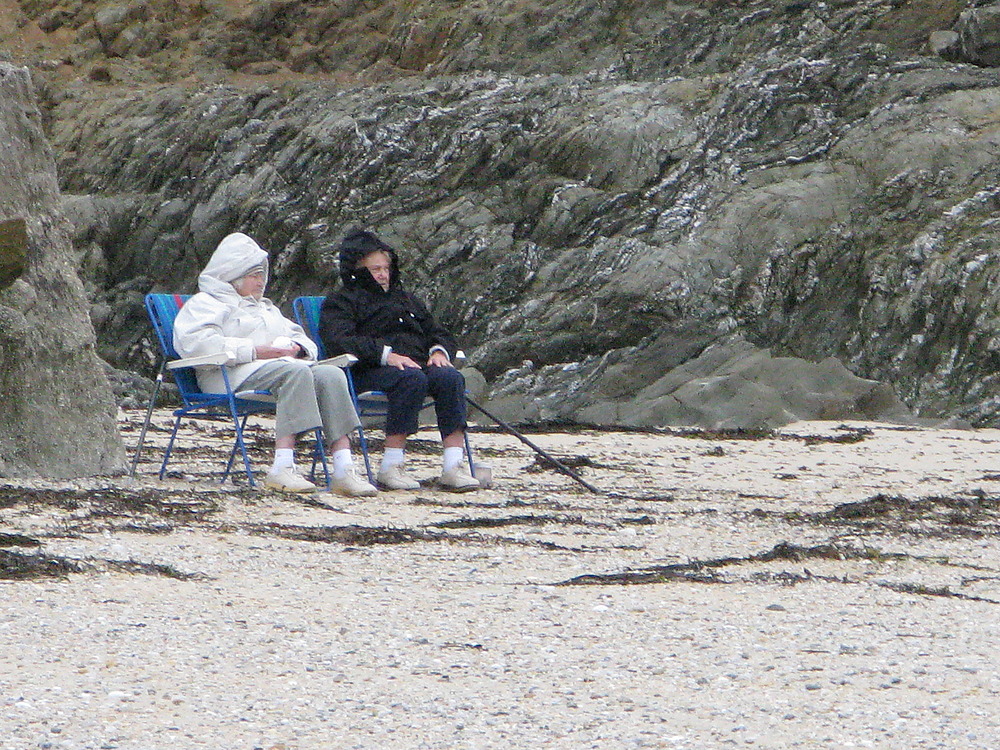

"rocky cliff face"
[6, 0, 1000, 428]
[0, 63, 125, 477]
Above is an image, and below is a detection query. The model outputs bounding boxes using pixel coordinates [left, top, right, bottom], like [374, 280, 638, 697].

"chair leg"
[224, 438, 238, 483]
[307, 441, 318, 482]
[307, 428, 331, 488]
[159, 417, 183, 480]
[223, 420, 249, 484]
[344, 368, 375, 484]
[356, 423, 374, 484]
[227, 413, 256, 487]
[129, 362, 164, 477]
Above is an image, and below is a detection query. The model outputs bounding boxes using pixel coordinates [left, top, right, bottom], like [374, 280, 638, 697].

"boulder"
[955, 4, 1000, 67]
[928, 30, 960, 59]
[484, 337, 913, 430]
[0, 64, 125, 478]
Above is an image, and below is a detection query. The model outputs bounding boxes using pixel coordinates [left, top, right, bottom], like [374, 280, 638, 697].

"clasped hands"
[388, 350, 453, 370]
[254, 339, 304, 360]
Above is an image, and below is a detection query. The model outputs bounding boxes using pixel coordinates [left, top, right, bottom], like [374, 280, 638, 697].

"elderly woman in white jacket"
[173, 232, 376, 496]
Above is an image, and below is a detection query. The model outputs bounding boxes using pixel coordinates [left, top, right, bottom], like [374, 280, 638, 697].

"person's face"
[233, 269, 266, 299]
[358, 250, 392, 292]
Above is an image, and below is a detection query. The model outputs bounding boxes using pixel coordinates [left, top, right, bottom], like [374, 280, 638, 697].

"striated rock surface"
[9, 0, 1000, 429]
[0, 63, 124, 478]
[488, 335, 913, 430]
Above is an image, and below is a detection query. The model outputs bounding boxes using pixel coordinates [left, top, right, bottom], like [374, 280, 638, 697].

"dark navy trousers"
[352, 365, 467, 438]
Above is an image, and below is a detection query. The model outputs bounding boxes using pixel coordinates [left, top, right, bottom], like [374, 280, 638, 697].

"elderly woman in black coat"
[319, 230, 479, 492]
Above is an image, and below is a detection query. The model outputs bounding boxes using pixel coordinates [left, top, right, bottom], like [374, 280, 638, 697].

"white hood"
[198, 232, 270, 296]
[173, 232, 318, 394]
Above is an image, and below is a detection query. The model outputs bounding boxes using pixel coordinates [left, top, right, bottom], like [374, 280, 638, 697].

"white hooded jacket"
[173, 233, 317, 393]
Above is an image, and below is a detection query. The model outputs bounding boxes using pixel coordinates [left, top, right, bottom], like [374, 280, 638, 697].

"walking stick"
[465, 395, 603, 495]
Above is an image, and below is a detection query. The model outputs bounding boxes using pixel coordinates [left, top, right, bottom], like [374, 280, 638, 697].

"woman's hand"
[254, 343, 300, 360]
[427, 350, 453, 369]
[387, 352, 421, 369]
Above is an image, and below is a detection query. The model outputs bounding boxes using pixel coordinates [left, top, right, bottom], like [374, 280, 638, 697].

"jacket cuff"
[235, 341, 256, 364]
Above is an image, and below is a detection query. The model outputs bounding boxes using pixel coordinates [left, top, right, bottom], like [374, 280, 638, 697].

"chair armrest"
[316, 353, 359, 368]
[166, 351, 233, 369]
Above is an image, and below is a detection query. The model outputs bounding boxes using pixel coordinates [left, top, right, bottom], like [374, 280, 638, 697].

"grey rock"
[928, 30, 960, 59]
[93, 3, 150, 53]
[18, 0, 1000, 430]
[955, 4, 1000, 67]
[101, 360, 176, 410]
[0, 63, 125, 478]
[485, 336, 912, 430]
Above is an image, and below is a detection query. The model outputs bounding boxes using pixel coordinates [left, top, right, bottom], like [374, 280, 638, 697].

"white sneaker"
[264, 465, 317, 493]
[377, 462, 421, 490]
[329, 467, 378, 497]
[439, 464, 480, 492]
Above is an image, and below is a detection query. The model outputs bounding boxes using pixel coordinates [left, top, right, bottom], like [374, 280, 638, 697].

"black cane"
[465, 395, 603, 495]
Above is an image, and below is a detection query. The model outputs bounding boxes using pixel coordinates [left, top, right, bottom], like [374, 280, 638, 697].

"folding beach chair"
[129, 293, 329, 488]
[292, 296, 476, 483]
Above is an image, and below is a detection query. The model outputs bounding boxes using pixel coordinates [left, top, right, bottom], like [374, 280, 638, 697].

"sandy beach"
[3, 410, 1000, 749]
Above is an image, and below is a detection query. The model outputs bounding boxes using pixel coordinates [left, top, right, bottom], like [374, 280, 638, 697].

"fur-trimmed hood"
[337, 229, 400, 293]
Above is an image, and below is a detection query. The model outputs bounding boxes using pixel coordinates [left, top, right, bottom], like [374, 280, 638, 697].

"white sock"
[442, 446, 464, 473]
[332, 448, 353, 479]
[380, 447, 405, 472]
[271, 448, 295, 473]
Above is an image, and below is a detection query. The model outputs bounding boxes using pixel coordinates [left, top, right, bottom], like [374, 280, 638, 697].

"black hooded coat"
[319, 231, 459, 372]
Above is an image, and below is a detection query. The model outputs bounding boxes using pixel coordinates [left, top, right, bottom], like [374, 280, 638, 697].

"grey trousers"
[238, 360, 361, 442]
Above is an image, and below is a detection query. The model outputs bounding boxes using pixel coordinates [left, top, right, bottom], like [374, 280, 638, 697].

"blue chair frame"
[292, 295, 475, 483]
[131, 293, 329, 488]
